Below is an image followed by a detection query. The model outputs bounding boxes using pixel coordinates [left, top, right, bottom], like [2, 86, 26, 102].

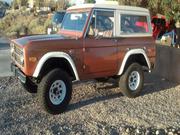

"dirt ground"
[0, 73, 179, 135]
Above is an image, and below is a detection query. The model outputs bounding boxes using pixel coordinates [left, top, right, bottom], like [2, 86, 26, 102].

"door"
[83, 10, 117, 79]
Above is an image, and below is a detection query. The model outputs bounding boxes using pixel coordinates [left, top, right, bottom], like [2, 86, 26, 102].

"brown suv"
[10, 4, 155, 114]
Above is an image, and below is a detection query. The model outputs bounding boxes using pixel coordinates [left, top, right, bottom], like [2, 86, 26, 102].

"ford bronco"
[10, 4, 155, 114]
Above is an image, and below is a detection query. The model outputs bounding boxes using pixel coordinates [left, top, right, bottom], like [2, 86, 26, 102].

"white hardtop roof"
[68, 4, 149, 13]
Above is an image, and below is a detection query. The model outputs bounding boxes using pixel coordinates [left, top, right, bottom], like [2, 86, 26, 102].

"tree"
[12, 0, 28, 9]
[55, 0, 71, 10]
[139, 0, 148, 8]
[161, 0, 180, 21]
[85, 0, 96, 3]
[34, 0, 45, 9]
[21, 0, 28, 6]
[12, 0, 19, 9]
[49, 0, 56, 7]
[0, 1, 9, 9]
[146, 0, 166, 16]
[56, 0, 65, 10]
[162, 0, 180, 46]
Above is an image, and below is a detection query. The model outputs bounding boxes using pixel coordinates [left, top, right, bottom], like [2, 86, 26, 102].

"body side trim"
[33, 52, 80, 80]
[118, 49, 151, 75]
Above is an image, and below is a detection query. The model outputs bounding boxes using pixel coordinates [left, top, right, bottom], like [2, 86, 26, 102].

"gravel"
[0, 73, 179, 135]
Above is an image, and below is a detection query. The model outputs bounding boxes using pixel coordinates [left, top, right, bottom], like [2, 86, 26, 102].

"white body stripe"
[118, 49, 151, 75]
[33, 52, 80, 80]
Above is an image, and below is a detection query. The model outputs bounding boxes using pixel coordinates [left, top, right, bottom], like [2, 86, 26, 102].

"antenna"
[75, 15, 81, 40]
[75, 16, 78, 40]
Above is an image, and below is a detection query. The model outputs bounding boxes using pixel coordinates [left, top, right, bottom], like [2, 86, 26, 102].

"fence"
[155, 45, 180, 83]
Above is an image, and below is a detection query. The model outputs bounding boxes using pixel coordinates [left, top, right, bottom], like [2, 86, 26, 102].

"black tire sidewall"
[38, 69, 72, 114]
[21, 78, 37, 93]
[120, 63, 144, 98]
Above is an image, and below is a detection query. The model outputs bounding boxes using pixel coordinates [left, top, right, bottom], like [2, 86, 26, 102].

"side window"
[88, 10, 114, 38]
[120, 14, 149, 34]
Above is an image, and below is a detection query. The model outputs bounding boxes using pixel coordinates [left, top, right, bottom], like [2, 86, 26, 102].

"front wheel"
[37, 68, 72, 114]
[118, 63, 144, 98]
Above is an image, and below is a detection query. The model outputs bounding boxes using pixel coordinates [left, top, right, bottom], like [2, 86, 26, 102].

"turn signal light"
[29, 57, 37, 62]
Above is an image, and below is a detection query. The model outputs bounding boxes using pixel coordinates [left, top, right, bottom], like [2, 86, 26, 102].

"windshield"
[61, 12, 89, 32]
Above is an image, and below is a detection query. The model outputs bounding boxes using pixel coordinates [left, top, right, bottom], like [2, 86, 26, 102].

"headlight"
[10, 43, 24, 66]
[10, 43, 15, 53]
[10, 47, 14, 53]
[19, 48, 25, 65]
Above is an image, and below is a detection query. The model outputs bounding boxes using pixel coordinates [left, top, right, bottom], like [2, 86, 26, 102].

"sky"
[1, 0, 12, 4]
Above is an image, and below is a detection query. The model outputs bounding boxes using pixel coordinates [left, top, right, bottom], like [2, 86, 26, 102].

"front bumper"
[11, 63, 26, 83]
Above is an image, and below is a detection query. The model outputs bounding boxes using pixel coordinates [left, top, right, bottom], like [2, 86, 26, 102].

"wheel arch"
[33, 52, 79, 81]
[118, 49, 151, 75]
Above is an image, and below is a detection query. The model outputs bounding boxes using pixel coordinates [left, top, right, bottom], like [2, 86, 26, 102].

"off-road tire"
[37, 68, 72, 114]
[21, 78, 37, 93]
[118, 63, 144, 98]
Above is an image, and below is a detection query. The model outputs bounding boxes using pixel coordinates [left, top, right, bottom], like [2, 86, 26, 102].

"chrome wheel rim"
[49, 80, 66, 105]
[128, 71, 140, 91]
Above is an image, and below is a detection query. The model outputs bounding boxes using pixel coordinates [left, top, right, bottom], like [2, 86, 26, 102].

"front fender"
[33, 52, 80, 81]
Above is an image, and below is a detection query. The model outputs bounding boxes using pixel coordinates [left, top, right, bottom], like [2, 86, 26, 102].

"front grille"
[14, 45, 23, 56]
[11, 44, 24, 66]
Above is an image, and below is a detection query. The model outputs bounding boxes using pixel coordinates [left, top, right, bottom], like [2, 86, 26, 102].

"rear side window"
[120, 14, 149, 34]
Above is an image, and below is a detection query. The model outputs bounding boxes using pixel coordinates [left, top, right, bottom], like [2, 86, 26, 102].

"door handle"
[83, 48, 86, 52]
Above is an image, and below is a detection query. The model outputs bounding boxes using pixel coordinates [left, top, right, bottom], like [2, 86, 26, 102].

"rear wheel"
[118, 63, 144, 98]
[37, 68, 72, 114]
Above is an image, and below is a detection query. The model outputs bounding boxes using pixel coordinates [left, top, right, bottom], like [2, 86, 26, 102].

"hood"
[13, 34, 68, 46]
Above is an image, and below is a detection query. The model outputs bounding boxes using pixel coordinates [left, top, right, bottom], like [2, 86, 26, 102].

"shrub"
[0, 10, 50, 38]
